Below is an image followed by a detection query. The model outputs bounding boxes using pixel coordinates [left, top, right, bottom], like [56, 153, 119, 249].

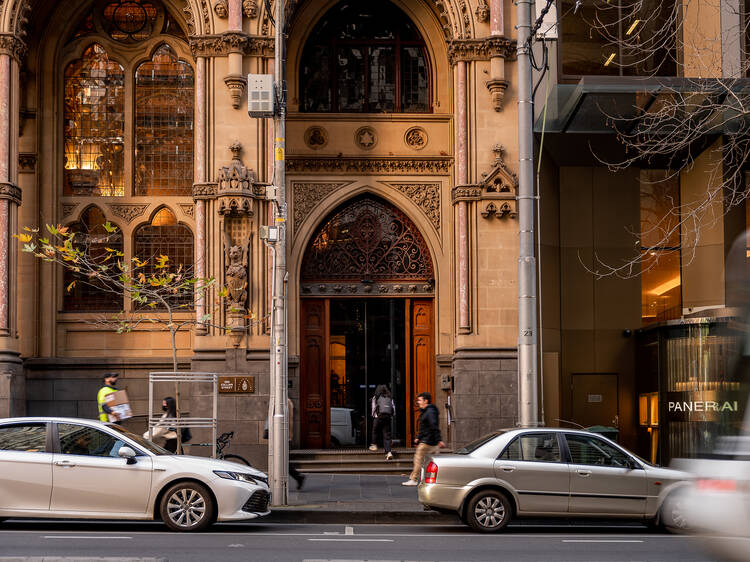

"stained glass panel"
[63, 207, 124, 312]
[64, 44, 125, 197]
[135, 44, 194, 196]
[134, 210, 194, 308]
[103, 0, 158, 42]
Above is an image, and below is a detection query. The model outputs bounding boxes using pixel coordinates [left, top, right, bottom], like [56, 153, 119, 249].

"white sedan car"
[0, 417, 270, 531]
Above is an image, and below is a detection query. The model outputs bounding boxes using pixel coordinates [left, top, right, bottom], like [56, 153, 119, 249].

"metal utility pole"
[269, 0, 288, 505]
[516, 0, 539, 428]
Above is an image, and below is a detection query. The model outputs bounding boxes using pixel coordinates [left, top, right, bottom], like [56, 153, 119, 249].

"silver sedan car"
[0, 417, 270, 531]
[418, 428, 691, 532]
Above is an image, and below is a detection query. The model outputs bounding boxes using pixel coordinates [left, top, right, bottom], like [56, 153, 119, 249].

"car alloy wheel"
[160, 482, 215, 532]
[661, 493, 689, 533]
[467, 490, 511, 532]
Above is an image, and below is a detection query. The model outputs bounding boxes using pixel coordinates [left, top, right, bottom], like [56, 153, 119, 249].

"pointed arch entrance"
[299, 195, 435, 449]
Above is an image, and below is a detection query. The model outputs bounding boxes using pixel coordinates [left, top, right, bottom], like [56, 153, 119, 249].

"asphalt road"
[0, 520, 722, 562]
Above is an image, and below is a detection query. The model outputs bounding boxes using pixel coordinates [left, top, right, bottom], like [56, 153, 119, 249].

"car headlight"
[214, 470, 262, 484]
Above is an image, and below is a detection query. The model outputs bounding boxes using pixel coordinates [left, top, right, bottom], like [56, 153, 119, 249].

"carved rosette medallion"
[404, 127, 428, 150]
[107, 203, 149, 223]
[383, 182, 441, 232]
[292, 182, 353, 231]
[304, 126, 329, 150]
[354, 126, 377, 150]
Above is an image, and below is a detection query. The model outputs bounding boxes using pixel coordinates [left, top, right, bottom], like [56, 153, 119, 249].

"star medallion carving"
[354, 127, 377, 150]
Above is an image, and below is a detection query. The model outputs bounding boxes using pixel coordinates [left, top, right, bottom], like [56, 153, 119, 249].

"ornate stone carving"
[216, 141, 265, 216]
[383, 182, 441, 232]
[179, 204, 195, 218]
[18, 153, 36, 173]
[182, 0, 211, 35]
[287, 157, 453, 175]
[486, 79, 509, 112]
[224, 74, 247, 109]
[475, 0, 490, 23]
[304, 126, 328, 150]
[477, 144, 519, 219]
[301, 281, 434, 297]
[0, 34, 27, 62]
[481, 200, 516, 219]
[107, 203, 149, 223]
[404, 127, 428, 150]
[292, 182, 352, 231]
[62, 203, 78, 218]
[243, 0, 258, 18]
[192, 182, 218, 199]
[11, 0, 31, 42]
[447, 37, 516, 64]
[452, 185, 482, 203]
[0, 183, 21, 204]
[224, 240, 248, 309]
[214, 0, 228, 18]
[354, 126, 377, 150]
[190, 33, 274, 58]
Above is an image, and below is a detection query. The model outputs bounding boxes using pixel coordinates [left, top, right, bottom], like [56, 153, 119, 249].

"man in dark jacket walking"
[402, 392, 444, 486]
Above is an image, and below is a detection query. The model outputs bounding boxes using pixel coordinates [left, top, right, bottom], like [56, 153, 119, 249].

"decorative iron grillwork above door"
[301, 196, 434, 297]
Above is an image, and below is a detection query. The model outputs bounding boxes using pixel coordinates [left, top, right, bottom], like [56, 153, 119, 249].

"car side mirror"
[118, 446, 137, 464]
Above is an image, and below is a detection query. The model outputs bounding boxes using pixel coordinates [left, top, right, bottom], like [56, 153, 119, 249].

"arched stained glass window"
[300, 1, 430, 113]
[134, 208, 194, 308]
[64, 44, 125, 196]
[63, 207, 124, 311]
[102, 0, 159, 43]
[135, 44, 194, 195]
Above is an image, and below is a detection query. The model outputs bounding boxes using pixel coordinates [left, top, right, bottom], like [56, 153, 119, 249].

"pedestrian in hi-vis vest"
[96, 372, 120, 424]
[369, 384, 395, 460]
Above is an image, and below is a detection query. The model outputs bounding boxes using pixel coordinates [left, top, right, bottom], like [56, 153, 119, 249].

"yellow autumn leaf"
[66, 281, 76, 293]
[14, 233, 32, 242]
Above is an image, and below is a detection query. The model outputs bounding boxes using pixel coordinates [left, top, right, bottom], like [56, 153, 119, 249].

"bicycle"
[186, 431, 252, 466]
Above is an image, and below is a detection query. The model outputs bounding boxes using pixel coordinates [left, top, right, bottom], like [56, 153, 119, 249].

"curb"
[264, 509, 459, 525]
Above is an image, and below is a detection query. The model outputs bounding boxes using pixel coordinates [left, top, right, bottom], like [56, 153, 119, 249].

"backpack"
[376, 395, 394, 416]
[181, 427, 192, 443]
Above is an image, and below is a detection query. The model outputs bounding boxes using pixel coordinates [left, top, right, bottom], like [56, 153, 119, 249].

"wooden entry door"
[407, 299, 435, 443]
[300, 299, 328, 448]
[299, 298, 435, 448]
[571, 373, 619, 429]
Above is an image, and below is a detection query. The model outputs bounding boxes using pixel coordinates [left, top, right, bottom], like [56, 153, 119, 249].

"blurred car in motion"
[0, 417, 270, 532]
[672, 435, 750, 559]
[418, 428, 692, 532]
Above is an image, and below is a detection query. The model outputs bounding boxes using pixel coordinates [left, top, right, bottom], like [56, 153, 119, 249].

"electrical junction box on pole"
[260, 225, 280, 242]
[247, 74, 275, 117]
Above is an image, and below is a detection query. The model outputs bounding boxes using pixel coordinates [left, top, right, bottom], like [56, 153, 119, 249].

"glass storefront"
[636, 316, 749, 464]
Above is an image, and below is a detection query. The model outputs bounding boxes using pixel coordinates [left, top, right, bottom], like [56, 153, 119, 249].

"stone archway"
[298, 195, 435, 449]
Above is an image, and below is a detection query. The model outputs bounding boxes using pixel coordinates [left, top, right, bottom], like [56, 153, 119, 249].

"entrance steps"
[291, 447, 419, 475]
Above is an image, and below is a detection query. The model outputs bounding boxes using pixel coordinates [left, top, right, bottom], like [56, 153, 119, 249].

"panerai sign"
[668, 400, 739, 413]
[666, 392, 744, 422]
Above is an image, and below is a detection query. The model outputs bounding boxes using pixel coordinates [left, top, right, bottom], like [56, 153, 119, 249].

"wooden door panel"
[300, 299, 328, 448]
[410, 300, 434, 445]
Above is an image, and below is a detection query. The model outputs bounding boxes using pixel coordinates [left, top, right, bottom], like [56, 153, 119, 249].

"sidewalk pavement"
[265, 474, 457, 524]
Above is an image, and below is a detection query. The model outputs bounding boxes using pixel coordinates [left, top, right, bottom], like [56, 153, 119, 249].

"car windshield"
[106, 424, 171, 455]
[455, 431, 505, 454]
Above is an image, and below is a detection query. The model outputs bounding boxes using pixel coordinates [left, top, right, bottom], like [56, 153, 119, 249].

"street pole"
[269, 0, 288, 505]
[516, 0, 539, 428]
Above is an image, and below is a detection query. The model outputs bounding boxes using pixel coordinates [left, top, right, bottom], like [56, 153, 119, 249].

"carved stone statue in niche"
[224, 234, 248, 310]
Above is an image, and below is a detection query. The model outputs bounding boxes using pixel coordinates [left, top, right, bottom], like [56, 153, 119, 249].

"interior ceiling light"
[626, 20, 640, 36]
[651, 275, 681, 296]
[604, 52, 616, 66]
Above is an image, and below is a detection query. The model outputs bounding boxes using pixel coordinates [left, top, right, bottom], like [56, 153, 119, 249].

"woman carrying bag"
[143, 396, 182, 453]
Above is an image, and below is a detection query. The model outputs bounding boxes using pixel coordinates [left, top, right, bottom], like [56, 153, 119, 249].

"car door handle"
[577, 469, 592, 477]
[501, 466, 516, 472]
[54, 460, 76, 467]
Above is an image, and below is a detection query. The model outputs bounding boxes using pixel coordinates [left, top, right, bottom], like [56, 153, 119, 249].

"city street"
[0, 520, 720, 562]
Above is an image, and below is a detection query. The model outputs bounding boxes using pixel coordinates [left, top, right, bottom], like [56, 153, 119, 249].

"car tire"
[660, 491, 690, 533]
[466, 490, 512, 532]
[160, 481, 215, 532]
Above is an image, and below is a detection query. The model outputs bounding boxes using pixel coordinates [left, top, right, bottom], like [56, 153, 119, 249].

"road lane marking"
[44, 536, 133, 540]
[562, 539, 643, 542]
[345, 526, 354, 535]
[308, 539, 394, 542]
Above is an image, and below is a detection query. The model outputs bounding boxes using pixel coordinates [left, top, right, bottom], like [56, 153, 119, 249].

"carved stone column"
[0, 35, 26, 416]
[456, 60, 470, 333]
[195, 57, 208, 332]
[224, 0, 247, 108]
[487, 0, 509, 111]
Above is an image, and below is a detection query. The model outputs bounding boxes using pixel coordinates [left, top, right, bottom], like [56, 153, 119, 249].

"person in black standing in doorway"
[369, 384, 395, 460]
[143, 396, 179, 453]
